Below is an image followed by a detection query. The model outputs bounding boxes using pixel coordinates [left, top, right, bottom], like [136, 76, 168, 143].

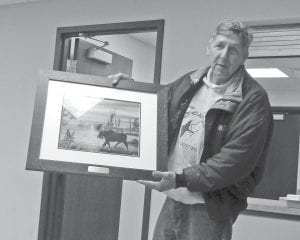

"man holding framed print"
[111, 20, 273, 240]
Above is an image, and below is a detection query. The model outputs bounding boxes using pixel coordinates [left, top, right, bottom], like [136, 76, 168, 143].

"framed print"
[26, 70, 168, 180]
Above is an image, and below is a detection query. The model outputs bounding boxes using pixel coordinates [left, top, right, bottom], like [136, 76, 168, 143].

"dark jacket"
[166, 66, 273, 220]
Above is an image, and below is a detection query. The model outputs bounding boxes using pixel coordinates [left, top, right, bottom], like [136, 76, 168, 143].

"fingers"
[137, 171, 176, 192]
[137, 180, 161, 189]
[108, 73, 122, 86]
[153, 171, 174, 179]
[137, 180, 168, 192]
[108, 73, 132, 86]
[112, 79, 119, 86]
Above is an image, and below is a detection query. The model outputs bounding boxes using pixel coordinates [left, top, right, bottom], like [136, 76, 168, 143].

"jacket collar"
[189, 66, 245, 113]
[189, 66, 210, 85]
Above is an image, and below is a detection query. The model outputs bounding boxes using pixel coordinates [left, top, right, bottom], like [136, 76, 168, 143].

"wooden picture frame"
[26, 70, 168, 180]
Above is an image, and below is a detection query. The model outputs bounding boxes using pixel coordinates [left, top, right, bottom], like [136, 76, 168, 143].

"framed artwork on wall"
[26, 70, 168, 180]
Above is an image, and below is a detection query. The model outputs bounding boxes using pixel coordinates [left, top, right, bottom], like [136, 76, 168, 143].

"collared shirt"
[165, 67, 244, 204]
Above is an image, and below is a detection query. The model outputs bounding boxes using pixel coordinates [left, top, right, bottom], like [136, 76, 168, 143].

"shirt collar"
[204, 68, 239, 91]
[189, 66, 244, 103]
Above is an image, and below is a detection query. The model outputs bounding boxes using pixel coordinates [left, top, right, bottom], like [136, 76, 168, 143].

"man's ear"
[244, 48, 249, 60]
[206, 39, 213, 55]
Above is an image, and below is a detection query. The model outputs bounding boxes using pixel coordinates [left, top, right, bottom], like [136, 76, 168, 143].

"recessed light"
[246, 68, 289, 78]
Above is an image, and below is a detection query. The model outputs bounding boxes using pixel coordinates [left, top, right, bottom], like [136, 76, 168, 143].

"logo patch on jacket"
[217, 124, 224, 131]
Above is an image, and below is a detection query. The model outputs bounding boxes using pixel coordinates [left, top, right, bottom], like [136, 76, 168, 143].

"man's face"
[207, 32, 247, 84]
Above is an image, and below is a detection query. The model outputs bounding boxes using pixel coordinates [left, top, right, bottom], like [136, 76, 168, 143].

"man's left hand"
[137, 171, 176, 192]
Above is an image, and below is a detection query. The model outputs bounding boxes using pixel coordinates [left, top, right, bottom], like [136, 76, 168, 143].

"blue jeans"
[152, 197, 237, 240]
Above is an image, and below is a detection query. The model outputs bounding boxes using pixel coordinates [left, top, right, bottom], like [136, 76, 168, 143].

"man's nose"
[220, 46, 230, 59]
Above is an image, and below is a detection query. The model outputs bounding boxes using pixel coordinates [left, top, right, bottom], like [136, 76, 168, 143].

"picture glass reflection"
[58, 94, 140, 157]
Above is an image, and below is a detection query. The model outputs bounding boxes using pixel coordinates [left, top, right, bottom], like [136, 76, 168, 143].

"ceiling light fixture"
[246, 68, 289, 78]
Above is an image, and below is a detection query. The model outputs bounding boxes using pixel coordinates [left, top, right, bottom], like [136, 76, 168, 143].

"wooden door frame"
[38, 19, 165, 240]
[54, 19, 164, 84]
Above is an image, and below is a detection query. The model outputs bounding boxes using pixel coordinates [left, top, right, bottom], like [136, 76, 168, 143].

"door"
[38, 20, 164, 240]
[60, 38, 134, 240]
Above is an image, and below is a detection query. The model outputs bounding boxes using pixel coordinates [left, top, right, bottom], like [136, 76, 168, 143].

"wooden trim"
[26, 70, 168, 180]
[38, 173, 65, 240]
[58, 19, 164, 37]
[245, 19, 300, 57]
[53, 28, 65, 71]
[243, 209, 300, 220]
[141, 188, 152, 240]
[154, 20, 164, 84]
[54, 19, 165, 84]
[245, 197, 300, 218]
[272, 106, 300, 113]
[244, 18, 300, 28]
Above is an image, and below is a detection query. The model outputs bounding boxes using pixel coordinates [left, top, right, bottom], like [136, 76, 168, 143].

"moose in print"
[97, 125, 128, 151]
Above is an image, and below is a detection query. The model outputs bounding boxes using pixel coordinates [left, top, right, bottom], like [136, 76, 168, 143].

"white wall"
[148, 193, 300, 240]
[233, 214, 300, 240]
[1, 0, 300, 239]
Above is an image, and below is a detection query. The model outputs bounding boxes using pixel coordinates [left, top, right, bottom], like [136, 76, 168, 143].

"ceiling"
[0, 2, 297, 92]
[0, 0, 38, 5]
[245, 57, 300, 91]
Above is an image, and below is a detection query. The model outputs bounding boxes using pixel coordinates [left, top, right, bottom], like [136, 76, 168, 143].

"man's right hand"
[107, 73, 133, 86]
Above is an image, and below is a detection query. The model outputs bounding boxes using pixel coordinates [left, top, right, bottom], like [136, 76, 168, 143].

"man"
[111, 20, 273, 240]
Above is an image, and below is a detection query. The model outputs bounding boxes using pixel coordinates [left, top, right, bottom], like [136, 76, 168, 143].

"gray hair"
[213, 20, 253, 56]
